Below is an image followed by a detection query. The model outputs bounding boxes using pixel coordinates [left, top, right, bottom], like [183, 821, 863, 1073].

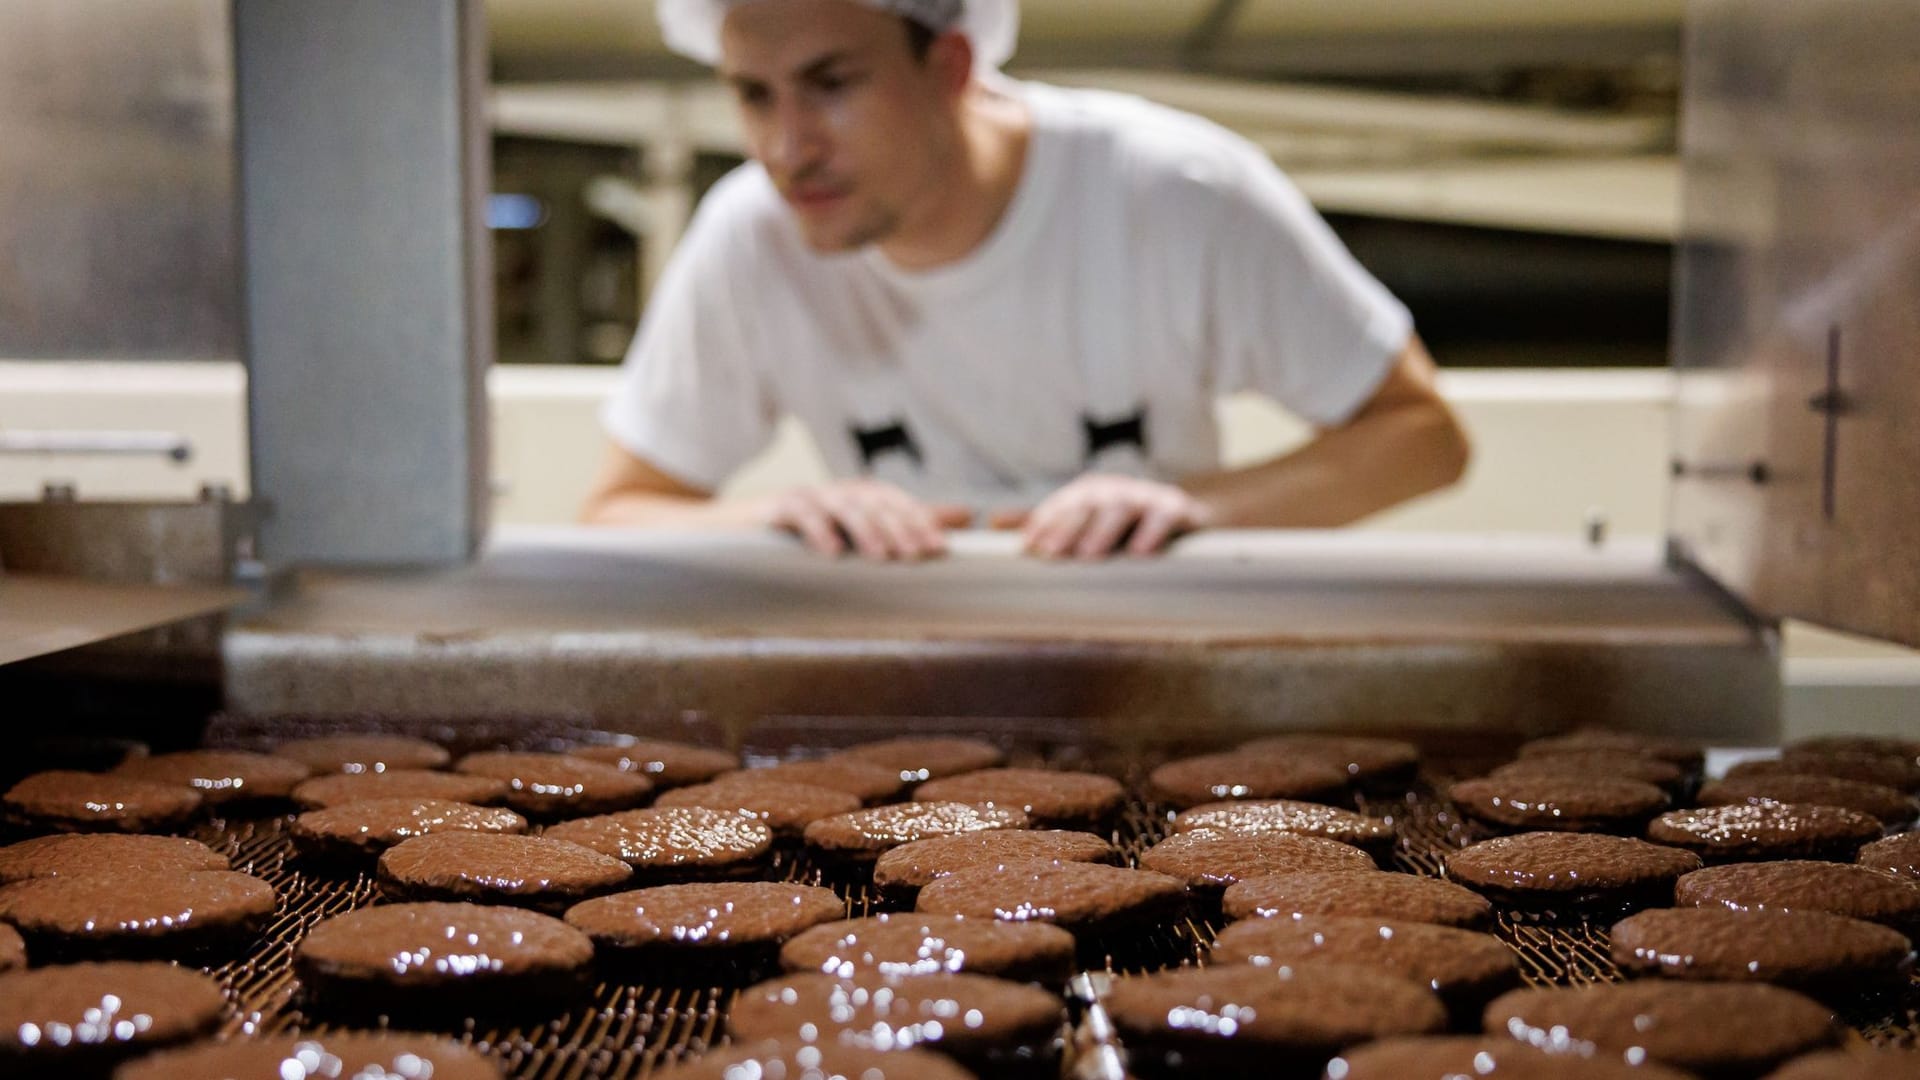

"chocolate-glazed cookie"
[1609, 907, 1914, 991]
[803, 802, 1028, 866]
[1329, 1036, 1700, 1080]
[830, 736, 1007, 783]
[377, 832, 633, 911]
[116, 1032, 504, 1080]
[0, 869, 275, 960]
[542, 806, 773, 883]
[291, 769, 511, 811]
[1222, 870, 1492, 929]
[1446, 832, 1702, 910]
[654, 777, 861, 841]
[1104, 962, 1447, 1079]
[1519, 730, 1705, 773]
[113, 751, 312, 808]
[721, 760, 906, 804]
[290, 797, 528, 864]
[1139, 830, 1378, 898]
[873, 829, 1119, 903]
[296, 901, 594, 1020]
[0, 925, 22, 973]
[1676, 860, 1920, 934]
[915, 859, 1187, 938]
[1859, 831, 1920, 880]
[655, 1040, 977, 1080]
[1213, 915, 1519, 1019]
[0, 962, 226, 1077]
[1448, 775, 1669, 833]
[1765, 1048, 1920, 1080]
[1170, 800, 1395, 860]
[3, 771, 201, 835]
[0, 834, 227, 884]
[1483, 982, 1838, 1076]
[1489, 752, 1688, 797]
[1648, 801, 1882, 862]
[1236, 734, 1422, 790]
[1148, 753, 1349, 809]
[1730, 752, 1920, 794]
[781, 912, 1078, 984]
[1789, 735, 1920, 766]
[274, 734, 452, 774]
[566, 739, 739, 789]
[1697, 774, 1916, 827]
[913, 768, 1124, 828]
[565, 881, 844, 983]
[453, 752, 654, 821]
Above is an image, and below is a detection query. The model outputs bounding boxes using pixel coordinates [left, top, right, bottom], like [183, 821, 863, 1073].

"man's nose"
[766, 98, 828, 175]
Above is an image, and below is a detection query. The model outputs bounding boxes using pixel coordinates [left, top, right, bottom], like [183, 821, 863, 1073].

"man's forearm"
[579, 490, 770, 528]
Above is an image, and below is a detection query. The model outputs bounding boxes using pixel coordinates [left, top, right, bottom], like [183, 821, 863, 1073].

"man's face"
[719, 0, 955, 252]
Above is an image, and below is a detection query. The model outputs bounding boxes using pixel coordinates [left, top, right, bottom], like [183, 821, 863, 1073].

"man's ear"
[927, 31, 974, 97]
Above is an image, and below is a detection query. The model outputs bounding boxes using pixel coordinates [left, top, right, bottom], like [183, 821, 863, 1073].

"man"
[582, 0, 1469, 560]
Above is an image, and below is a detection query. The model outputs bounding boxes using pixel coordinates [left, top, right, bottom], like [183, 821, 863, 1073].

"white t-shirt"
[603, 78, 1413, 509]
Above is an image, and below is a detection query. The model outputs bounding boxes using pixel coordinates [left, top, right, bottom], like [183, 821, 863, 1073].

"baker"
[582, 0, 1470, 560]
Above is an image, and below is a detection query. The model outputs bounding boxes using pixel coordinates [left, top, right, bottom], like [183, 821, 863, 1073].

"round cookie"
[1235, 734, 1421, 789]
[1675, 860, 1920, 934]
[3, 771, 202, 835]
[0, 962, 226, 1076]
[652, 1040, 979, 1080]
[295, 901, 594, 1020]
[116, 1032, 504, 1080]
[720, 760, 905, 804]
[1169, 800, 1395, 859]
[873, 830, 1119, 901]
[1148, 753, 1349, 809]
[1104, 962, 1447, 1078]
[0, 869, 275, 960]
[1329, 1036, 1700, 1080]
[1609, 907, 1914, 990]
[291, 769, 510, 810]
[453, 752, 653, 821]
[915, 859, 1187, 938]
[274, 734, 451, 774]
[1730, 752, 1920, 794]
[113, 751, 312, 807]
[913, 768, 1124, 828]
[1765, 1048, 1920, 1080]
[1213, 915, 1518, 1018]
[830, 736, 1007, 783]
[727, 971, 1064, 1074]
[0, 925, 22, 973]
[1222, 870, 1492, 929]
[565, 881, 844, 982]
[1859, 831, 1920, 880]
[377, 832, 633, 911]
[1697, 774, 1916, 827]
[1789, 735, 1920, 766]
[781, 912, 1078, 984]
[0, 834, 227, 884]
[1647, 801, 1882, 862]
[802, 802, 1028, 866]
[1488, 751, 1688, 796]
[653, 777, 861, 840]
[541, 806, 773, 883]
[1519, 731, 1705, 773]
[1446, 832, 1702, 910]
[289, 797, 527, 864]
[1482, 982, 1839, 1076]
[566, 739, 739, 789]
[1448, 775, 1669, 833]
[1138, 830, 1378, 896]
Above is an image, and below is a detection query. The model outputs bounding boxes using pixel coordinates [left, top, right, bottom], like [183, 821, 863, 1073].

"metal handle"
[0, 430, 192, 463]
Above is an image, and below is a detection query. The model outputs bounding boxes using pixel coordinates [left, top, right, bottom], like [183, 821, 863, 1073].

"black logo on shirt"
[852, 421, 924, 469]
[1083, 408, 1148, 460]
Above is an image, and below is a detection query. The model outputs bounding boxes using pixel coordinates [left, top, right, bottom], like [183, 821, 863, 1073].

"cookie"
[651, 1040, 979, 1080]
[1148, 753, 1349, 809]
[453, 752, 654, 821]
[1519, 731, 1705, 773]
[872, 829, 1119, 901]
[722, 760, 906, 804]
[1235, 734, 1421, 789]
[0, 834, 226, 884]
[291, 769, 511, 810]
[3, 771, 202, 835]
[274, 734, 451, 774]
[295, 901, 594, 1020]
[1482, 982, 1838, 1076]
[1859, 831, 1920, 880]
[780, 912, 1078, 984]
[1104, 962, 1447, 1078]
[542, 806, 773, 883]
[1697, 774, 1916, 827]
[289, 798, 528, 864]
[1169, 800, 1395, 859]
[1675, 860, 1920, 934]
[653, 777, 861, 840]
[913, 768, 1124, 828]
[1138, 830, 1378, 896]
[1447, 775, 1669, 833]
[115, 1032, 504, 1080]
[1328, 1035, 1699, 1080]
[1446, 832, 1702, 910]
[830, 736, 1007, 783]
[1730, 752, 1920, 794]
[1213, 915, 1519, 1018]
[915, 859, 1187, 938]
[0, 925, 22, 973]
[1609, 907, 1914, 990]
[113, 751, 312, 807]
[1764, 1048, 1920, 1080]
[377, 832, 633, 911]
[1789, 735, 1920, 766]
[565, 881, 844, 982]
[1221, 870, 1491, 929]
[1647, 801, 1882, 862]
[0, 869, 275, 960]
[566, 739, 739, 789]
[1488, 751, 1688, 796]
[0, 962, 226, 1077]
[802, 802, 1028, 866]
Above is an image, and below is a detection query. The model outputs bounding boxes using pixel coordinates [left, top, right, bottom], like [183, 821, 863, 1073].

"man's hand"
[994, 474, 1215, 560]
[763, 479, 973, 561]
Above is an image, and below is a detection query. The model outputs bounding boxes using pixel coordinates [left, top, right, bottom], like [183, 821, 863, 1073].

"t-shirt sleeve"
[1203, 150, 1414, 427]
[600, 178, 778, 492]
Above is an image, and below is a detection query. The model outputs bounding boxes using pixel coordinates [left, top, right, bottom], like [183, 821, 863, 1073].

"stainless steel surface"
[0, 0, 239, 361]
[0, 430, 194, 463]
[1669, 0, 1920, 649]
[235, 0, 492, 567]
[0, 576, 245, 667]
[0, 495, 254, 585]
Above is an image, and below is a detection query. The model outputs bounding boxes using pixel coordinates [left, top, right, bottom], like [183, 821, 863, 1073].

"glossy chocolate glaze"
[874, 830, 1119, 892]
[0, 834, 226, 884]
[804, 802, 1029, 863]
[453, 752, 654, 820]
[1148, 753, 1349, 809]
[1648, 800, 1882, 861]
[542, 806, 772, 878]
[1446, 832, 1701, 907]
[117, 1032, 504, 1080]
[654, 778, 861, 839]
[291, 769, 510, 811]
[3, 771, 202, 834]
[566, 739, 739, 789]
[377, 832, 633, 907]
[1609, 906, 1913, 986]
[913, 768, 1124, 827]
[1140, 829, 1377, 890]
[1482, 982, 1839, 1075]
[780, 912, 1078, 983]
[915, 858, 1187, 935]
[114, 751, 312, 806]
[830, 736, 1007, 784]
[1221, 870, 1491, 929]
[275, 734, 452, 774]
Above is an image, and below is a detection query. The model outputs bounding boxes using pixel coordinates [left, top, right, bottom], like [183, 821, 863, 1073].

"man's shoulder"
[685, 162, 808, 265]
[1026, 81, 1270, 202]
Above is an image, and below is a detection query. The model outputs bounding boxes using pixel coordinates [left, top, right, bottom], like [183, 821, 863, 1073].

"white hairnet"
[657, 0, 1019, 72]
